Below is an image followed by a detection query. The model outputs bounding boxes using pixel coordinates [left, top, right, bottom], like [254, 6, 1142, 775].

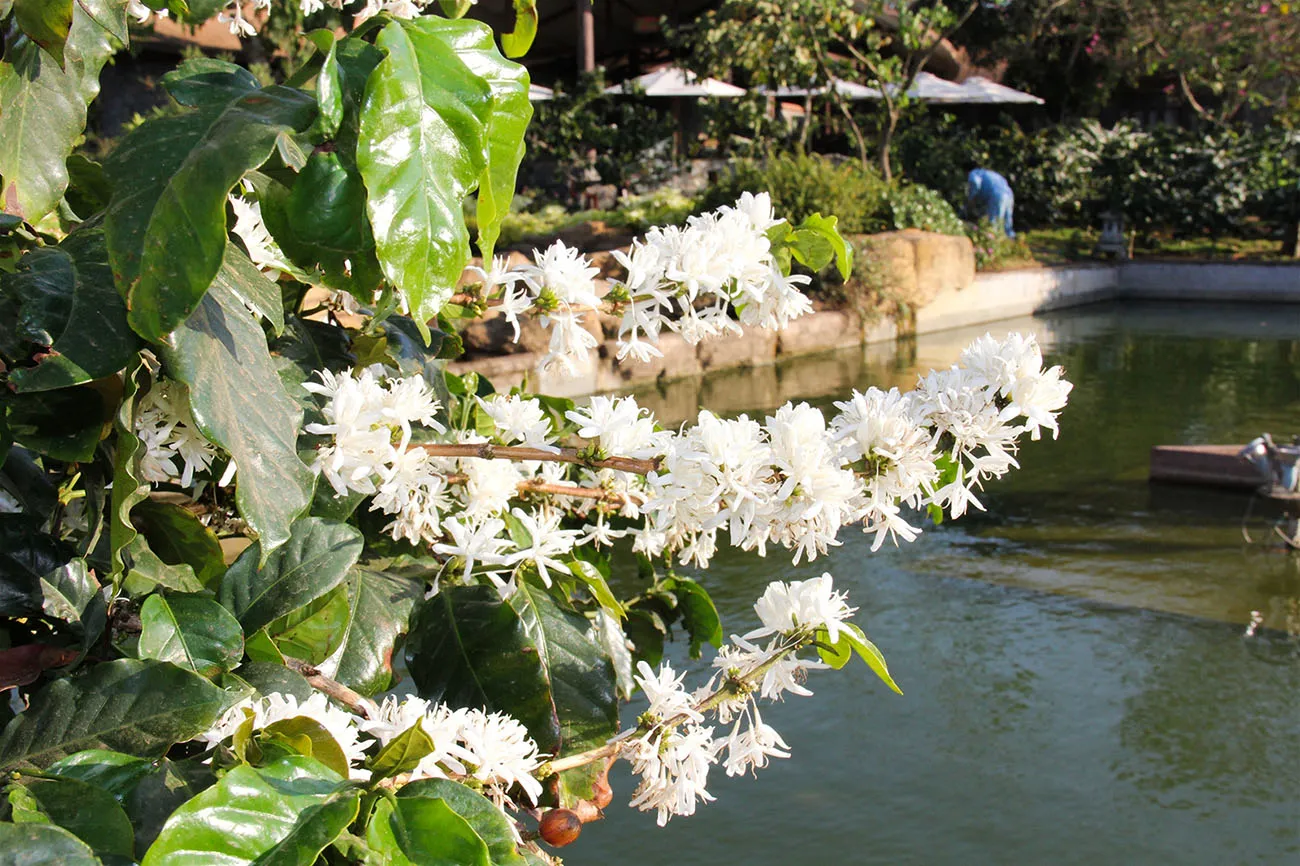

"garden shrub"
[701, 152, 891, 233]
[886, 184, 966, 236]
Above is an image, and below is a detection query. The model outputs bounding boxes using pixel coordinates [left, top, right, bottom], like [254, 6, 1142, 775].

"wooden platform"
[1149, 444, 1267, 489]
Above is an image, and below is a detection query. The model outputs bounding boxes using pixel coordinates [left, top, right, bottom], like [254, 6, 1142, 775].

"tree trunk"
[879, 109, 898, 184]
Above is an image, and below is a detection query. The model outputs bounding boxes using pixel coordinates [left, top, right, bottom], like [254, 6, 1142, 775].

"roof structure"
[945, 76, 1045, 105]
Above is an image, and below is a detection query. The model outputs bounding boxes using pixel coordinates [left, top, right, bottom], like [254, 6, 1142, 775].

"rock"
[846, 230, 975, 311]
[696, 327, 778, 372]
[776, 311, 862, 357]
[599, 332, 702, 388]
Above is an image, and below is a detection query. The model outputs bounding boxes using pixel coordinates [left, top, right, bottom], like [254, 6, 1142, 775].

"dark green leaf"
[325, 567, 421, 697]
[160, 272, 315, 556]
[500, 0, 539, 58]
[122, 534, 205, 596]
[46, 749, 153, 797]
[9, 776, 134, 858]
[357, 18, 492, 341]
[104, 85, 316, 341]
[398, 778, 526, 866]
[0, 0, 127, 222]
[131, 500, 226, 589]
[162, 57, 259, 107]
[266, 582, 349, 665]
[7, 226, 141, 392]
[0, 516, 73, 618]
[124, 757, 216, 854]
[367, 723, 434, 781]
[218, 517, 362, 634]
[138, 594, 244, 678]
[235, 661, 314, 702]
[140, 756, 355, 866]
[243, 628, 287, 665]
[64, 154, 112, 218]
[366, 794, 491, 866]
[0, 659, 236, 769]
[4, 383, 108, 462]
[0, 822, 101, 865]
[663, 577, 722, 659]
[406, 582, 618, 795]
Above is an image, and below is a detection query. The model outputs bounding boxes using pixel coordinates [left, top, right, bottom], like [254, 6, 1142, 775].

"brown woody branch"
[414, 442, 660, 476]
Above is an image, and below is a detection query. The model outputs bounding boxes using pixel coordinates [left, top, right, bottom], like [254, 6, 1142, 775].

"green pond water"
[566, 301, 1300, 866]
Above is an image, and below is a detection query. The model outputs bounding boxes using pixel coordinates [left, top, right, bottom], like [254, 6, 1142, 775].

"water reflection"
[569, 302, 1300, 865]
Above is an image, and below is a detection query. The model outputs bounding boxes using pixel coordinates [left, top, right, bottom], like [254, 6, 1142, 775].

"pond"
[566, 301, 1300, 866]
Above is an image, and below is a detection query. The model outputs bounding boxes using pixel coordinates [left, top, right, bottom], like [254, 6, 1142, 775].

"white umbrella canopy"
[528, 83, 554, 101]
[604, 67, 746, 97]
[759, 77, 882, 99]
[899, 71, 968, 101]
[946, 76, 1045, 105]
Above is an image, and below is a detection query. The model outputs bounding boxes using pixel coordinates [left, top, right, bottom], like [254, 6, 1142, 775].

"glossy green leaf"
[216, 241, 285, 336]
[6, 226, 139, 392]
[417, 17, 532, 263]
[0, 822, 101, 865]
[0, 659, 236, 769]
[235, 661, 314, 701]
[39, 557, 105, 649]
[131, 500, 225, 589]
[104, 85, 315, 342]
[9, 776, 134, 858]
[218, 518, 363, 634]
[4, 384, 108, 462]
[109, 358, 149, 584]
[13, 0, 76, 86]
[159, 271, 315, 556]
[406, 582, 618, 787]
[565, 559, 623, 618]
[840, 622, 902, 695]
[500, 0, 539, 58]
[161, 57, 259, 107]
[259, 716, 350, 780]
[122, 534, 206, 596]
[0, 0, 126, 222]
[438, 0, 474, 18]
[141, 756, 356, 866]
[357, 18, 492, 342]
[243, 628, 287, 665]
[324, 567, 421, 696]
[267, 582, 350, 665]
[138, 594, 244, 678]
[797, 213, 852, 280]
[64, 154, 112, 219]
[398, 778, 527, 866]
[124, 757, 217, 855]
[46, 749, 153, 797]
[312, 33, 344, 137]
[366, 794, 491, 866]
[662, 577, 722, 659]
[367, 723, 434, 781]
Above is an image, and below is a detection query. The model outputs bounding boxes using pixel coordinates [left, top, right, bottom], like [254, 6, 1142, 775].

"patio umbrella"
[945, 76, 1045, 105]
[758, 78, 882, 100]
[528, 83, 554, 101]
[899, 71, 968, 101]
[604, 67, 746, 97]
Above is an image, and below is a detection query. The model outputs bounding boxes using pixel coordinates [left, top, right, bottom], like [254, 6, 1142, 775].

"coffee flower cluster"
[194, 575, 866, 828]
[465, 193, 812, 374]
[301, 332, 1069, 582]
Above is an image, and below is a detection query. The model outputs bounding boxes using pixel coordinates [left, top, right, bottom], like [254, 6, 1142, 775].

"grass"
[1016, 227, 1294, 266]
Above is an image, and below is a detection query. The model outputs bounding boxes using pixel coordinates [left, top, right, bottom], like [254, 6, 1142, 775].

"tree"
[680, 0, 980, 181]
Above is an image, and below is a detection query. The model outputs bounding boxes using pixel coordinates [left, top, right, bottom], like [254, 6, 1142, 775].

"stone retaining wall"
[449, 260, 1300, 398]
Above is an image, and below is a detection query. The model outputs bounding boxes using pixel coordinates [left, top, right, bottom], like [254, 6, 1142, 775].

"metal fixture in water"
[1239, 434, 1300, 548]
